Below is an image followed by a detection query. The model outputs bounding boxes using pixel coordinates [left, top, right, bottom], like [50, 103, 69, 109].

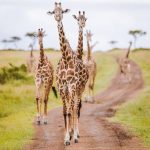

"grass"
[0, 50, 61, 150]
[0, 49, 117, 150]
[113, 50, 150, 147]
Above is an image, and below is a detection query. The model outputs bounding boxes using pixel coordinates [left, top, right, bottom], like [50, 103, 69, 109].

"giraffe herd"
[27, 2, 133, 146]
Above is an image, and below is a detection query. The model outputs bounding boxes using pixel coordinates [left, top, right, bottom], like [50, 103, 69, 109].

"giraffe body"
[35, 29, 54, 124]
[118, 42, 132, 83]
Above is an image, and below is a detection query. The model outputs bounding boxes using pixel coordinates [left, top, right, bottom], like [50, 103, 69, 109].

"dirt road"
[25, 60, 148, 150]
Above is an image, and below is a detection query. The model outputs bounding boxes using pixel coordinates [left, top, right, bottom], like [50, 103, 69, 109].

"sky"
[0, 0, 150, 51]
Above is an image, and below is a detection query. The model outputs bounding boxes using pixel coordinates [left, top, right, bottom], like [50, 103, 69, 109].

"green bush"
[0, 64, 27, 84]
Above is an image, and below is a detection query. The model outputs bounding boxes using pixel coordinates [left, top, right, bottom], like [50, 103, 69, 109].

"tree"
[11, 36, 21, 49]
[109, 41, 117, 49]
[129, 30, 147, 49]
[25, 32, 37, 49]
[1, 39, 9, 49]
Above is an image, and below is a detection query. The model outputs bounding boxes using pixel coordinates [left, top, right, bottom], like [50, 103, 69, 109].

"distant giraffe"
[35, 28, 55, 124]
[27, 43, 36, 73]
[47, 2, 88, 145]
[119, 41, 132, 83]
[84, 30, 97, 102]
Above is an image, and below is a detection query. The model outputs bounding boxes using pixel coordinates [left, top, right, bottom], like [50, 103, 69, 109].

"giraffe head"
[38, 28, 45, 38]
[73, 11, 87, 28]
[85, 30, 93, 42]
[47, 2, 70, 22]
[38, 28, 45, 45]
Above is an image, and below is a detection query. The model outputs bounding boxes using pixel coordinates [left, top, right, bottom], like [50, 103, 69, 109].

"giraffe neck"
[87, 38, 91, 60]
[77, 26, 83, 60]
[39, 37, 44, 63]
[30, 47, 33, 57]
[126, 44, 131, 58]
[57, 21, 70, 60]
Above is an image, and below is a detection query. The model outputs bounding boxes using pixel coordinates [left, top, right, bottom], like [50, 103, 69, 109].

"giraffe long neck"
[77, 26, 83, 60]
[39, 37, 44, 63]
[30, 46, 33, 57]
[57, 21, 69, 60]
[126, 44, 131, 58]
[87, 38, 91, 60]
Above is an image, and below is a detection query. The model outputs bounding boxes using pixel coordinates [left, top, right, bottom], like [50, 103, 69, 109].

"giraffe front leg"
[35, 87, 42, 125]
[73, 107, 78, 143]
[43, 88, 50, 124]
[64, 113, 71, 146]
[43, 99, 48, 124]
[77, 99, 82, 138]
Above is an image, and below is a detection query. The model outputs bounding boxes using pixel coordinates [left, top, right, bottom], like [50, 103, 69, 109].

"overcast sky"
[0, 0, 150, 51]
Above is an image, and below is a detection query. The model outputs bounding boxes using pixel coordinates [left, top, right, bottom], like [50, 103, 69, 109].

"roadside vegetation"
[113, 50, 150, 147]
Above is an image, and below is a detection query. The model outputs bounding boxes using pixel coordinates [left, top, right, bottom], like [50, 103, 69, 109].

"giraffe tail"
[52, 86, 58, 98]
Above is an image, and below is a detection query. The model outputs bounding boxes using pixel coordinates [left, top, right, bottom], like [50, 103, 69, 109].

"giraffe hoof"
[37, 120, 41, 125]
[74, 139, 78, 143]
[65, 141, 70, 146]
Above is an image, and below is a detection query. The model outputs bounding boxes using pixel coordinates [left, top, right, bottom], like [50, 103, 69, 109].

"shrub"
[0, 64, 28, 84]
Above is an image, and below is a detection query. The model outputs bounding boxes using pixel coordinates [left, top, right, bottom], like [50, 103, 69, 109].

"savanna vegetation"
[112, 49, 150, 147]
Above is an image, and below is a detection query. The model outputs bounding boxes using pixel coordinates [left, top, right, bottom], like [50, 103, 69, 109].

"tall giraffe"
[35, 28, 54, 124]
[84, 30, 97, 102]
[73, 10, 88, 134]
[47, 2, 88, 145]
[27, 43, 36, 73]
[119, 41, 132, 83]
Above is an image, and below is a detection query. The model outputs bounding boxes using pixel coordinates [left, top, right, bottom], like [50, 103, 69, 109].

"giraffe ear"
[72, 15, 78, 20]
[47, 11, 55, 15]
[62, 9, 70, 13]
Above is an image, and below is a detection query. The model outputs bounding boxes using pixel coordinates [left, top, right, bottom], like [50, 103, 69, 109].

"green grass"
[0, 50, 117, 150]
[113, 50, 150, 147]
[93, 52, 117, 93]
[0, 50, 61, 150]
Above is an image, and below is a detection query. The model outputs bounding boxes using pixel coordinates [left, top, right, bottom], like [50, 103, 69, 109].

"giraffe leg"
[35, 86, 42, 125]
[43, 87, 50, 124]
[73, 106, 78, 143]
[64, 112, 71, 145]
[63, 105, 67, 128]
[64, 94, 73, 145]
[77, 99, 82, 138]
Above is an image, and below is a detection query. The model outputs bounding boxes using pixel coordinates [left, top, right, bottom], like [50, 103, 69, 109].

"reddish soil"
[25, 60, 149, 150]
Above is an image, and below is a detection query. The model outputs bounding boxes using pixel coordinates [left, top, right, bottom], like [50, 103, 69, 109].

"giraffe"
[73, 10, 89, 134]
[47, 2, 88, 145]
[118, 41, 132, 83]
[84, 30, 97, 102]
[35, 28, 54, 125]
[27, 43, 36, 73]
